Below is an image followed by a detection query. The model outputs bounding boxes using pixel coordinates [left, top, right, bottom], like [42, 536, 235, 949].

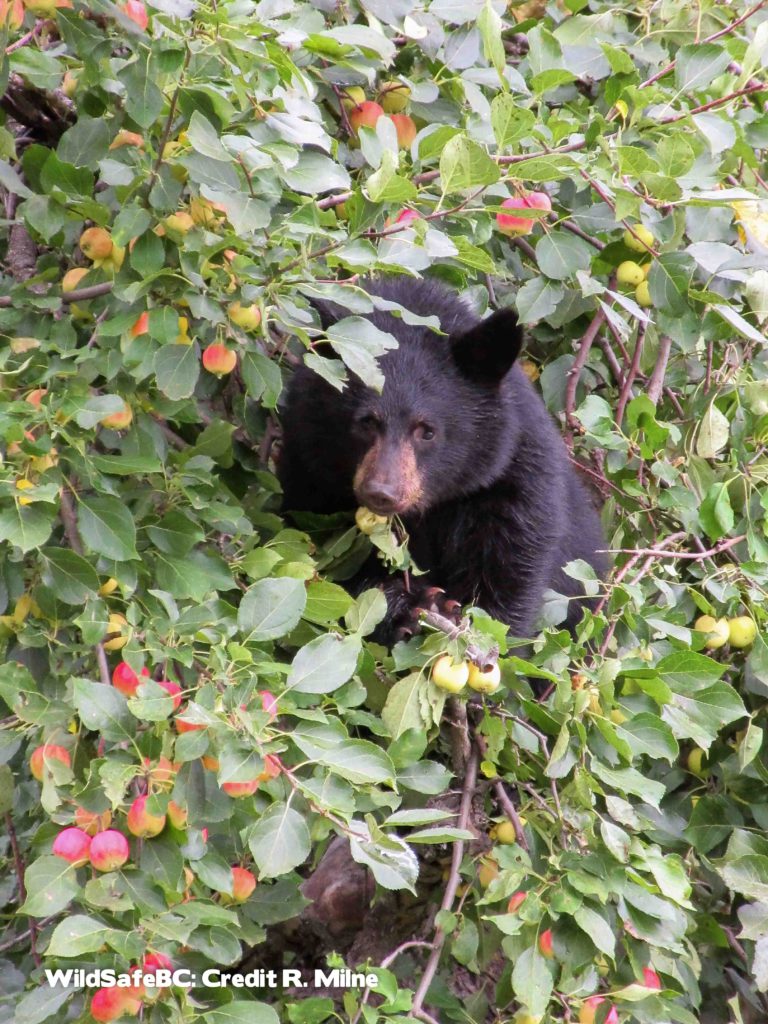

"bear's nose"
[358, 482, 401, 516]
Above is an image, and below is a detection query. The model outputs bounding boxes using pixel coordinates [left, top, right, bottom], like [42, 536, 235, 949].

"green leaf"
[0, 505, 53, 552]
[248, 803, 311, 879]
[655, 651, 726, 692]
[574, 905, 616, 957]
[349, 824, 419, 892]
[57, 117, 111, 169]
[19, 856, 80, 917]
[478, 0, 505, 79]
[647, 254, 694, 315]
[511, 945, 554, 1017]
[78, 495, 139, 562]
[663, 681, 746, 748]
[303, 581, 354, 624]
[617, 713, 679, 762]
[203, 1004, 280, 1024]
[699, 482, 734, 541]
[46, 915, 114, 957]
[490, 95, 536, 149]
[674, 43, 731, 92]
[536, 231, 593, 280]
[241, 351, 283, 408]
[154, 344, 201, 401]
[72, 678, 136, 742]
[516, 278, 564, 322]
[382, 672, 439, 740]
[286, 634, 361, 693]
[41, 548, 100, 604]
[696, 401, 730, 458]
[237, 578, 307, 640]
[439, 135, 500, 194]
[13, 985, 71, 1024]
[345, 588, 388, 635]
[326, 316, 398, 392]
[121, 57, 165, 129]
[186, 110, 232, 162]
[310, 740, 395, 786]
[39, 152, 94, 198]
[127, 680, 175, 721]
[721, 856, 768, 902]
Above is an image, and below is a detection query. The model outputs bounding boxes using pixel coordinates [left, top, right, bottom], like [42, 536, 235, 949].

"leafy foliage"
[1, 0, 768, 1022]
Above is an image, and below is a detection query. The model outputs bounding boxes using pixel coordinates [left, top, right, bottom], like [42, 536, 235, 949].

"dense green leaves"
[1, 0, 767, 1021]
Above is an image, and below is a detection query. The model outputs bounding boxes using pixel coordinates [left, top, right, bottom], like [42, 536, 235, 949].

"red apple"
[579, 997, 618, 1024]
[538, 928, 555, 959]
[80, 227, 113, 261]
[157, 679, 182, 710]
[229, 866, 257, 903]
[260, 754, 281, 781]
[131, 312, 149, 337]
[52, 827, 92, 866]
[91, 987, 133, 1022]
[349, 101, 384, 138]
[121, 0, 148, 30]
[26, 388, 47, 407]
[642, 967, 661, 989]
[143, 951, 172, 974]
[112, 662, 147, 698]
[174, 714, 205, 733]
[202, 344, 237, 376]
[30, 744, 71, 781]
[390, 113, 416, 149]
[90, 830, 130, 871]
[259, 690, 278, 721]
[100, 402, 133, 430]
[221, 779, 260, 798]
[144, 756, 179, 787]
[167, 800, 188, 829]
[496, 191, 552, 237]
[507, 891, 527, 913]
[395, 209, 421, 226]
[126, 795, 166, 838]
[142, 951, 172, 988]
[74, 807, 112, 835]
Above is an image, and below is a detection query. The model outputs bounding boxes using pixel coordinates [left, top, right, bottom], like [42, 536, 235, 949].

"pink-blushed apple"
[52, 827, 92, 866]
[496, 192, 552, 237]
[89, 830, 130, 871]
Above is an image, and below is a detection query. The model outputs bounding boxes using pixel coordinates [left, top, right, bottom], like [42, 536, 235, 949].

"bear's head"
[309, 281, 524, 517]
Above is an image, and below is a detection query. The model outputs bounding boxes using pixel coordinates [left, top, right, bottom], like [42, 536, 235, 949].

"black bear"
[278, 277, 606, 643]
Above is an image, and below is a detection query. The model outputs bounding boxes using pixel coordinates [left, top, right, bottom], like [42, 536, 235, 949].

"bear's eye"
[413, 423, 435, 442]
[356, 413, 380, 432]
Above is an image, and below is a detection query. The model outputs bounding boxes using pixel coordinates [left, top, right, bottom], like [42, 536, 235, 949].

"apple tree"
[1, 0, 768, 1022]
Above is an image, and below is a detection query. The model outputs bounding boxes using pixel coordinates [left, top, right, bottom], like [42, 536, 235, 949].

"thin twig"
[565, 305, 608, 439]
[411, 744, 479, 1022]
[616, 322, 646, 425]
[647, 335, 673, 405]
[637, 0, 768, 89]
[5, 812, 39, 966]
[350, 942, 433, 1024]
[609, 534, 747, 560]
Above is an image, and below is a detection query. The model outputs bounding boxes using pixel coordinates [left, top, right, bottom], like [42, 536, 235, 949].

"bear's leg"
[347, 556, 461, 646]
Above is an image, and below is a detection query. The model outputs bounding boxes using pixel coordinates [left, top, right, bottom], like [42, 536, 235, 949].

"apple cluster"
[29, 661, 279, 1019]
[341, 81, 417, 150]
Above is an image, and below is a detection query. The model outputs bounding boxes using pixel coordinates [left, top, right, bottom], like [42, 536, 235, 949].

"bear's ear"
[450, 308, 524, 384]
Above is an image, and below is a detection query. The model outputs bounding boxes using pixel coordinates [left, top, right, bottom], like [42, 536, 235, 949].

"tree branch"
[4, 811, 40, 966]
[60, 484, 111, 685]
[411, 743, 479, 1022]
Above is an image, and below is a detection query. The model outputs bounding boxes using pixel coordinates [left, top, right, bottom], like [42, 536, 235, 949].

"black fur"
[278, 278, 607, 642]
